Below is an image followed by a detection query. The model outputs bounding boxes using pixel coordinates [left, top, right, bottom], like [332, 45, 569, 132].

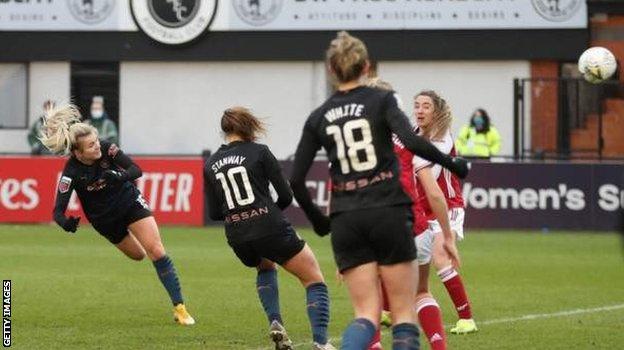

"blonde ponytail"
[326, 31, 369, 83]
[39, 103, 97, 155]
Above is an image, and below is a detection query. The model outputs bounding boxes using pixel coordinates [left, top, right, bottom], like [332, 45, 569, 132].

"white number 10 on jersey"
[326, 119, 378, 174]
[215, 166, 255, 209]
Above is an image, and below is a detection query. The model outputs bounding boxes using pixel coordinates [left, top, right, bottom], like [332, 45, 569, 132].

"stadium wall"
[0, 62, 70, 153]
[119, 60, 529, 158]
[0, 60, 528, 158]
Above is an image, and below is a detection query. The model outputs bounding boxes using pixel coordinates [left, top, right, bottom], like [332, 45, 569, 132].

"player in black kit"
[290, 32, 470, 350]
[204, 107, 335, 350]
[39, 104, 195, 325]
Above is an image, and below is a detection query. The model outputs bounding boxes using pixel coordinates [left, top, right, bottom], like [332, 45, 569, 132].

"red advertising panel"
[0, 156, 204, 225]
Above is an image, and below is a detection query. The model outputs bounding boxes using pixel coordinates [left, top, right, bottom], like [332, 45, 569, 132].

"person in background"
[27, 100, 55, 155]
[88, 96, 119, 144]
[455, 108, 501, 158]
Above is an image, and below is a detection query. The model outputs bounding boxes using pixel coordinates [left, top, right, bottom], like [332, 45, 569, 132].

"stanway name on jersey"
[211, 155, 247, 173]
[324, 103, 365, 123]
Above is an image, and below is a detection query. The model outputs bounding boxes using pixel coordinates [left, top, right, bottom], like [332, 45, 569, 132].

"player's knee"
[431, 250, 447, 270]
[300, 271, 325, 288]
[145, 244, 166, 261]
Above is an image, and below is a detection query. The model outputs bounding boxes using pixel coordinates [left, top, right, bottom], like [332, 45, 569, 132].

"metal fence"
[513, 77, 624, 160]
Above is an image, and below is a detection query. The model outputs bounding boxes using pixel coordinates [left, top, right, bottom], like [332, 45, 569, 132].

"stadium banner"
[0, 0, 587, 32]
[0, 156, 204, 225]
[279, 160, 623, 231]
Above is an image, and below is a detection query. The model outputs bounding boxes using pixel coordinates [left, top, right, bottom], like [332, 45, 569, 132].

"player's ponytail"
[39, 103, 98, 155]
[326, 31, 369, 83]
[221, 107, 266, 142]
[365, 77, 393, 91]
[415, 90, 452, 141]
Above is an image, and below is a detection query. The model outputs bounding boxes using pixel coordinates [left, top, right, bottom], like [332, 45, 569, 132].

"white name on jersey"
[324, 103, 364, 123]
[211, 155, 247, 174]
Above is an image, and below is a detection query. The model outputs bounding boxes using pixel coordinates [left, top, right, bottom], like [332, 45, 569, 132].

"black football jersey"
[291, 86, 455, 215]
[53, 140, 143, 226]
[204, 141, 293, 243]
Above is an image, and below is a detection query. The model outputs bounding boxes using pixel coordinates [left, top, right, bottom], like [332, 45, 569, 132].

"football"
[578, 46, 618, 84]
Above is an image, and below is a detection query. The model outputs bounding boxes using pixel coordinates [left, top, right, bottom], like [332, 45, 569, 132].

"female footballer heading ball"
[40, 103, 195, 326]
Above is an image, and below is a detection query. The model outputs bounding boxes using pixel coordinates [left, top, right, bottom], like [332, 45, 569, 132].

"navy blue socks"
[392, 323, 420, 350]
[256, 269, 282, 324]
[152, 255, 183, 305]
[306, 282, 330, 345]
[341, 318, 376, 350]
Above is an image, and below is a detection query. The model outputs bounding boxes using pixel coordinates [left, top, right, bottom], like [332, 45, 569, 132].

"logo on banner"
[531, 0, 583, 22]
[67, 0, 115, 24]
[233, 0, 283, 26]
[130, 0, 218, 45]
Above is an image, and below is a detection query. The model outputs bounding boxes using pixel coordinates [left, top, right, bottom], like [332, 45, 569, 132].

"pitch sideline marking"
[257, 303, 624, 349]
[473, 303, 624, 327]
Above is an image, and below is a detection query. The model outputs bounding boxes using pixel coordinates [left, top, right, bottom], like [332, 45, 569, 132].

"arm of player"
[289, 122, 330, 236]
[416, 135, 454, 180]
[203, 167, 225, 221]
[104, 143, 142, 183]
[416, 167, 460, 268]
[262, 146, 293, 210]
[384, 92, 469, 179]
[53, 175, 80, 233]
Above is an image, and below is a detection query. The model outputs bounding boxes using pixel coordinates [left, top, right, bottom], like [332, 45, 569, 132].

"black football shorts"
[91, 195, 153, 244]
[330, 204, 416, 273]
[229, 225, 306, 267]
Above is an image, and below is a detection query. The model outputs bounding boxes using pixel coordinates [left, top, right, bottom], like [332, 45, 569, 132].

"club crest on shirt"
[100, 160, 110, 169]
[87, 179, 107, 192]
[58, 176, 72, 193]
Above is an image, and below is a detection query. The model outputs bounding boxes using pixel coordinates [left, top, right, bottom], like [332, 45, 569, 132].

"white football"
[578, 47, 618, 84]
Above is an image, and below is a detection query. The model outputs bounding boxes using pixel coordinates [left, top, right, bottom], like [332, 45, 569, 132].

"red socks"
[416, 297, 446, 350]
[438, 266, 472, 319]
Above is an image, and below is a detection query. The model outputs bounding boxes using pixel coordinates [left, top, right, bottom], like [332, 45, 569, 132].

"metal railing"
[514, 77, 624, 160]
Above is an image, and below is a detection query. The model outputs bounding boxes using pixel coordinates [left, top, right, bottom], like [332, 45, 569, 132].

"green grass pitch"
[1, 224, 623, 349]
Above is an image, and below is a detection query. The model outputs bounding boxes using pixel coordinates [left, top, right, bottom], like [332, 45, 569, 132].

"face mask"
[473, 115, 484, 130]
[91, 110, 104, 119]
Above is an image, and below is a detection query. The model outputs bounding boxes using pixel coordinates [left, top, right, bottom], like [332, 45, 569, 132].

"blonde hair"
[415, 90, 452, 141]
[326, 31, 369, 83]
[365, 77, 393, 91]
[39, 103, 98, 155]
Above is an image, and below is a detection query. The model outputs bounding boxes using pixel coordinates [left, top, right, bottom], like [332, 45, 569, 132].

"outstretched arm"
[290, 122, 330, 236]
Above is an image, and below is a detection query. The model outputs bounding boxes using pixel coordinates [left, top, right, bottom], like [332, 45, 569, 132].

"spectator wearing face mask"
[455, 108, 501, 158]
[87, 96, 119, 144]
